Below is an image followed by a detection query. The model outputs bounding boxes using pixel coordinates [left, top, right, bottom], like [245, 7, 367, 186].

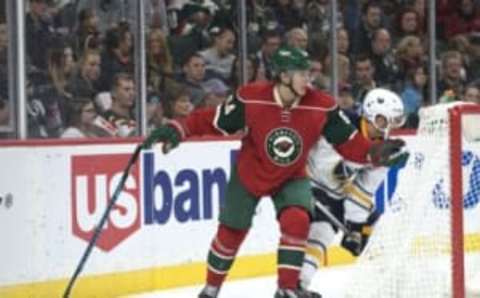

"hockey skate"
[274, 288, 322, 298]
[198, 285, 219, 298]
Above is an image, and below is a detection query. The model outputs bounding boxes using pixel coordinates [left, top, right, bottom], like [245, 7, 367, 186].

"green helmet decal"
[271, 46, 311, 74]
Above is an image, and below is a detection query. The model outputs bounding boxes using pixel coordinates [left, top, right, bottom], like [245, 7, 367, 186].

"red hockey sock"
[205, 224, 248, 287]
[277, 207, 310, 289]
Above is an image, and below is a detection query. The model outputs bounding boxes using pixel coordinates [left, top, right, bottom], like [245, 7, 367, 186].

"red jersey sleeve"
[334, 131, 372, 163]
[174, 107, 223, 138]
[173, 91, 246, 138]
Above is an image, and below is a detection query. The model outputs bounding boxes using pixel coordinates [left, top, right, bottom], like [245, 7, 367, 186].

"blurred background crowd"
[1, 0, 480, 139]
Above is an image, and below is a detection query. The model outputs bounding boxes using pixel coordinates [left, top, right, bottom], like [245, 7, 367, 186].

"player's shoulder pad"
[343, 109, 362, 129]
[237, 81, 276, 104]
[297, 88, 337, 111]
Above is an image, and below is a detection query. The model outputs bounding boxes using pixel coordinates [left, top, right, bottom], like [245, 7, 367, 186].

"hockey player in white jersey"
[299, 88, 407, 291]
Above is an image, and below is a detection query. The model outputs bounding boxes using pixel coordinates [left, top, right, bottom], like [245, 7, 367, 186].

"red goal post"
[450, 103, 480, 298]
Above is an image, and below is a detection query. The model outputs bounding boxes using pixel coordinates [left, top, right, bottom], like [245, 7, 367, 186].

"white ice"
[124, 265, 352, 298]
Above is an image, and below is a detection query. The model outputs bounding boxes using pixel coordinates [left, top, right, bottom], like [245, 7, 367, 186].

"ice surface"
[123, 265, 353, 298]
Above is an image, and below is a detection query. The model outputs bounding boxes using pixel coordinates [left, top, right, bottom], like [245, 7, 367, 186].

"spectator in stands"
[61, 97, 114, 138]
[309, 57, 328, 91]
[443, 0, 480, 40]
[256, 30, 282, 80]
[178, 53, 211, 106]
[26, 72, 50, 138]
[373, 0, 399, 28]
[146, 28, 175, 94]
[75, 8, 100, 57]
[467, 33, 480, 80]
[303, 0, 330, 48]
[370, 28, 398, 88]
[462, 83, 480, 104]
[75, 0, 167, 33]
[286, 27, 309, 51]
[312, 58, 326, 89]
[163, 85, 194, 119]
[400, 64, 428, 128]
[350, 1, 384, 57]
[395, 35, 425, 83]
[229, 55, 263, 88]
[169, 0, 215, 36]
[337, 28, 350, 56]
[342, 0, 362, 45]
[167, 1, 213, 67]
[41, 38, 76, 137]
[50, 0, 77, 33]
[392, 7, 423, 45]
[99, 22, 134, 91]
[436, 0, 455, 41]
[438, 50, 467, 101]
[337, 83, 357, 113]
[64, 44, 76, 79]
[26, 0, 55, 71]
[103, 73, 136, 137]
[26, 36, 74, 138]
[351, 54, 376, 103]
[48, 39, 73, 99]
[265, 0, 305, 33]
[411, 0, 426, 29]
[199, 26, 236, 81]
[323, 53, 351, 91]
[448, 33, 480, 85]
[67, 49, 101, 99]
[202, 78, 230, 108]
[147, 92, 167, 133]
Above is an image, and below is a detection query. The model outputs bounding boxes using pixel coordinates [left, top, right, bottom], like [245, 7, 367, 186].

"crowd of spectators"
[1, 0, 480, 139]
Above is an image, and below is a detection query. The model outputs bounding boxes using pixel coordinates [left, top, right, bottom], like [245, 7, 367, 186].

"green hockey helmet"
[271, 46, 311, 74]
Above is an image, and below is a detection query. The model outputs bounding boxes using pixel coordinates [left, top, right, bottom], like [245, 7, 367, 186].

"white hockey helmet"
[362, 88, 406, 132]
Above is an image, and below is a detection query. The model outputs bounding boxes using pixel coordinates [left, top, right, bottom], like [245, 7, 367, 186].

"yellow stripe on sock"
[305, 246, 325, 266]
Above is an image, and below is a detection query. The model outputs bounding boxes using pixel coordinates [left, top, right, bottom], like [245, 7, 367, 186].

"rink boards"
[0, 135, 479, 298]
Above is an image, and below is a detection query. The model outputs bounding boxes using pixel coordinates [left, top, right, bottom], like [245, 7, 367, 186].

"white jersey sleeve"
[307, 137, 365, 198]
[343, 165, 387, 222]
[308, 137, 389, 222]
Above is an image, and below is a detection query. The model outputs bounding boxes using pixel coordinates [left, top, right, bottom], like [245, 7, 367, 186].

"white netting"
[346, 102, 480, 298]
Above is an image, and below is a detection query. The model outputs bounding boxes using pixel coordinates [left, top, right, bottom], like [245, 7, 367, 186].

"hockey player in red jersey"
[143, 46, 408, 298]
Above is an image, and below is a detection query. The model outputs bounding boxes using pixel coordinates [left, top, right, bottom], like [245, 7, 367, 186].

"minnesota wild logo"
[265, 127, 303, 166]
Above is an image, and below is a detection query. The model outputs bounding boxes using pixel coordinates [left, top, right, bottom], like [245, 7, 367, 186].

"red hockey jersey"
[174, 82, 371, 197]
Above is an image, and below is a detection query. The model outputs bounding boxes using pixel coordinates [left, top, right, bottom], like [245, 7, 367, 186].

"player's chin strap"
[383, 125, 391, 140]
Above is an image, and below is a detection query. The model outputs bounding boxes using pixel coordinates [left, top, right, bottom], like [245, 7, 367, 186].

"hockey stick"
[314, 201, 350, 235]
[63, 144, 143, 298]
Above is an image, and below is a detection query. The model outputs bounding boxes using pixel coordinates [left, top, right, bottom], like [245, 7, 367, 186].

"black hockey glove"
[341, 229, 364, 257]
[142, 124, 182, 153]
[368, 139, 409, 167]
[341, 211, 380, 256]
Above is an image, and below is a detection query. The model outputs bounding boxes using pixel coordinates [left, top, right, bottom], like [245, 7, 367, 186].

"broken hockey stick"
[63, 144, 143, 298]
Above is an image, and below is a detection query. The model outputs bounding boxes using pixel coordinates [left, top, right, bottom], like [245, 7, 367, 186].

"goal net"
[345, 102, 480, 298]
